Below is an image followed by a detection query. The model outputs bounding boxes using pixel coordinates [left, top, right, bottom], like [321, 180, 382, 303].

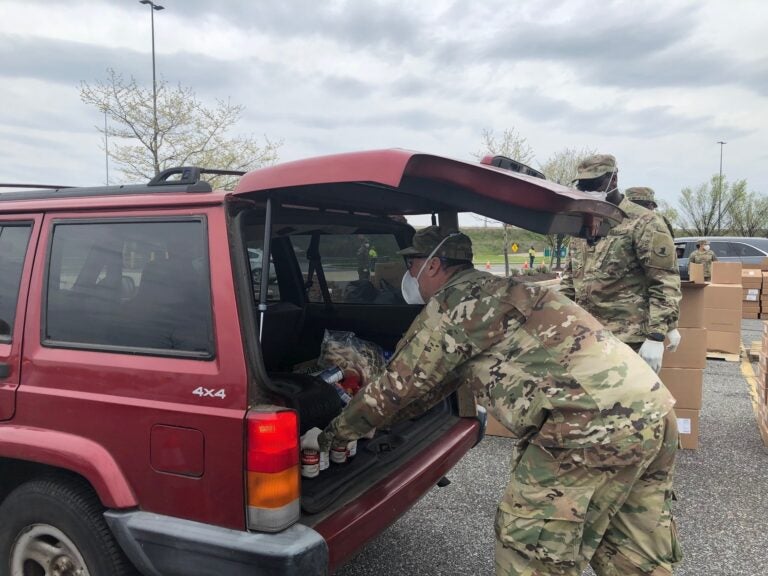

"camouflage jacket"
[324, 269, 674, 448]
[688, 249, 717, 279]
[560, 198, 681, 343]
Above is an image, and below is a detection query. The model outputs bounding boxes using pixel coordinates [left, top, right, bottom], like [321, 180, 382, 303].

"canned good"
[347, 439, 357, 459]
[301, 449, 320, 478]
[319, 449, 330, 471]
[317, 366, 344, 385]
[332, 382, 352, 405]
[330, 446, 348, 464]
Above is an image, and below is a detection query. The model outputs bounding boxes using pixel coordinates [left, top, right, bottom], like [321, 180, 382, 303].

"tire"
[0, 475, 138, 576]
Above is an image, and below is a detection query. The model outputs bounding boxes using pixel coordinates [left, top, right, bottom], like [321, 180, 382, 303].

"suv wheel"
[0, 476, 137, 576]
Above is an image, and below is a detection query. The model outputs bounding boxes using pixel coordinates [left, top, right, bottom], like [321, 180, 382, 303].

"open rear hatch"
[228, 149, 624, 520]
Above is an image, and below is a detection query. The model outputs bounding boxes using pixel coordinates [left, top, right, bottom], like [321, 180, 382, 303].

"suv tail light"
[246, 409, 300, 532]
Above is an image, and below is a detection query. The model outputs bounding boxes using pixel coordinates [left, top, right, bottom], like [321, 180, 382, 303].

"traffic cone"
[485, 261, 491, 270]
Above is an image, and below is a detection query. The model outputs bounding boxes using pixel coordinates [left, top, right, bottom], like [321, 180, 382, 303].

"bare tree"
[677, 175, 742, 236]
[729, 184, 768, 237]
[472, 127, 538, 275]
[540, 147, 596, 269]
[80, 69, 281, 188]
[472, 127, 535, 165]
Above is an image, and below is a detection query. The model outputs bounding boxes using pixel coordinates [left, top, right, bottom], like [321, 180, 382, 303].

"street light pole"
[104, 108, 109, 185]
[717, 141, 727, 233]
[139, 0, 164, 175]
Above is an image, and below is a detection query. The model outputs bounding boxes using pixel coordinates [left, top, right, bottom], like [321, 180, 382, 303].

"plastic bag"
[318, 330, 386, 387]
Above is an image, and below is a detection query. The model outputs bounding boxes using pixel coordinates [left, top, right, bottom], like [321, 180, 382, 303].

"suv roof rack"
[480, 155, 546, 180]
[0, 166, 246, 202]
[0, 183, 74, 190]
[148, 166, 246, 186]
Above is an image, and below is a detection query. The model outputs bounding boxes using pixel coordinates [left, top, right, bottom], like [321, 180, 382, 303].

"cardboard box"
[763, 271, 768, 287]
[761, 314, 768, 320]
[679, 284, 705, 328]
[675, 408, 700, 450]
[704, 307, 742, 333]
[659, 368, 703, 410]
[688, 262, 705, 284]
[485, 414, 513, 438]
[707, 330, 742, 354]
[711, 262, 742, 284]
[742, 268, 763, 288]
[744, 313, 760, 319]
[743, 288, 761, 301]
[704, 284, 742, 311]
[662, 328, 707, 369]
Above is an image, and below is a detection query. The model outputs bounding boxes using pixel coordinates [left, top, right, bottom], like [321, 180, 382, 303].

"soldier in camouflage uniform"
[625, 187, 675, 237]
[321, 226, 682, 576]
[561, 156, 682, 373]
[688, 239, 717, 281]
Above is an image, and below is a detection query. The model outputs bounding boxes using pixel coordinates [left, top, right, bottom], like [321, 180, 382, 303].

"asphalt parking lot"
[337, 320, 768, 576]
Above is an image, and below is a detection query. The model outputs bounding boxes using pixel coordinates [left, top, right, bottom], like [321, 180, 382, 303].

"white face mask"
[400, 233, 461, 305]
[704, 244, 710, 250]
[581, 168, 617, 199]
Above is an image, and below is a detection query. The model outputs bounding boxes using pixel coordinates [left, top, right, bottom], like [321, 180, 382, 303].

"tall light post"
[717, 141, 727, 233]
[104, 108, 109, 185]
[139, 0, 164, 175]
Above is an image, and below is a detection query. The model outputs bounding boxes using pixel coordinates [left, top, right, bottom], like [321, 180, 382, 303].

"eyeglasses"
[405, 256, 426, 270]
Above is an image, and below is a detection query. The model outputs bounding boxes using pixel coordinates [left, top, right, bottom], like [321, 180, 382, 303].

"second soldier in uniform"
[561, 156, 682, 373]
[322, 226, 682, 576]
[688, 239, 717, 281]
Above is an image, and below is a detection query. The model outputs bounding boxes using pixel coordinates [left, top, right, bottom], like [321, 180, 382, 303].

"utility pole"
[717, 141, 727, 233]
[104, 108, 109, 185]
[139, 0, 164, 175]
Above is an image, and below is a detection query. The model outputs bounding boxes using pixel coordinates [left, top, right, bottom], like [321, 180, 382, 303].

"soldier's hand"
[639, 339, 665, 373]
[666, 329, 682, 353]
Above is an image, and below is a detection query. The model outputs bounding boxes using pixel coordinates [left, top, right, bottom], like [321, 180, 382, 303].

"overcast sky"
[2, 0, 766, 220]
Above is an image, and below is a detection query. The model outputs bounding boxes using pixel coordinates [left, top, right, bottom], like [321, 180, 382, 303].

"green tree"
[677, 175, 743, 236]
[657, 200, 679, 236]
[80, 69, 281, 188]
[540, 147, 596, 269]
[728, 185, 768, 237]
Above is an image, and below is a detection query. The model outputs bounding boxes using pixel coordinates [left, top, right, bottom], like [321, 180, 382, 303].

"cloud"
[6, 34, 239, 86]
[506, 87, 751, 139]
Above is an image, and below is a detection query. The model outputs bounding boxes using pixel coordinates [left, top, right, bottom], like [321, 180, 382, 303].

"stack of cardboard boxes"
[762, 270, 768, 320]
[704, 262, 743, 355]
[756, 323, 768, 442]
[742, 268, 762, 319]
[661, 281, 707, 449]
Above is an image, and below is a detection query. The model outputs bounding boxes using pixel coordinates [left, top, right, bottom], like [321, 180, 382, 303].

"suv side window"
[710, 241, 732, 258]
[292, 233, 405, 304]
[45, 219, 213, 357]
[0, 224, 33, 340]
[730, 242, 764, 257]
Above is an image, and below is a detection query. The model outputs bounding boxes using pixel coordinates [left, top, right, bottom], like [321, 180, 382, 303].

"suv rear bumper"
[105, 414, 484, 576]
[105, 510, 328, 576]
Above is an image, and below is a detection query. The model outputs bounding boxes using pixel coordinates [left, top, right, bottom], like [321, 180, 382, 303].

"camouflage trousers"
[495, 411, 682, 576]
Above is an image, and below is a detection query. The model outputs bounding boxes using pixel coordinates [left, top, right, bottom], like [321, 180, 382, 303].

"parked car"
[0, 150, 622, 575]
[675, 236, 768, 279]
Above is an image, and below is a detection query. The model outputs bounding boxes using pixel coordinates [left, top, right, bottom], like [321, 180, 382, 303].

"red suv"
[0, 150, 621, 575]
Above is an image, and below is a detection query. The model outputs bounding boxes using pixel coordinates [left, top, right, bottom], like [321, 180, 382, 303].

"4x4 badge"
[193, 387, 227, 399]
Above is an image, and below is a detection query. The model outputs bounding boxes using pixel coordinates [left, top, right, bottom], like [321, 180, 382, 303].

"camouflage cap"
[573, 154, 617, 183]
[625, 186, 657, 207]
[397, 226, 473, 261]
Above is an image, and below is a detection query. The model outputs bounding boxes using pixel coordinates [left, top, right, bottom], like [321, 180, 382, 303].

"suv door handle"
[0, 363, 10, 379]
